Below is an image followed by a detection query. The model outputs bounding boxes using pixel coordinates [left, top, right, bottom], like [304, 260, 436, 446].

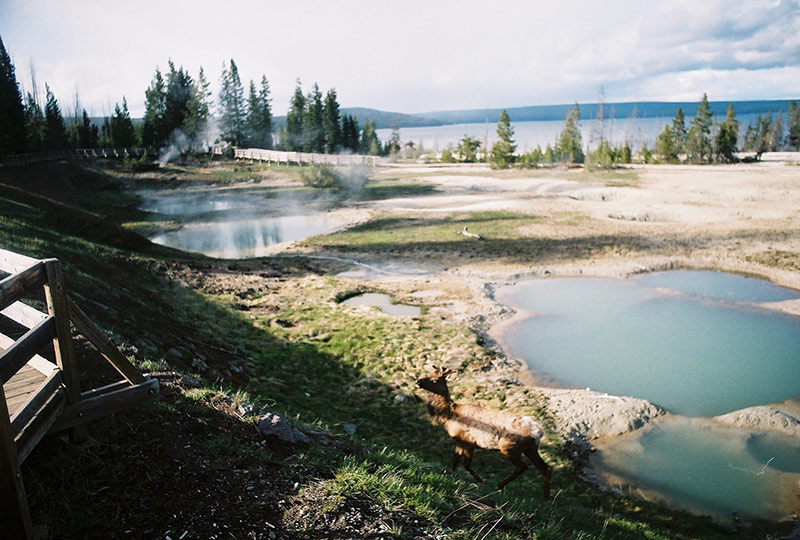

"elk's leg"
[524, 446, 552, 500]
[452, 445, 463, 471]
[498, 448, 527, 489]
[461, 444, 483, 483]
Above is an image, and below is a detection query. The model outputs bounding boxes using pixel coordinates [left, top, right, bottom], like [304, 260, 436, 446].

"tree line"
[0, 34, 389, 157]
[479, 94, 800, 169]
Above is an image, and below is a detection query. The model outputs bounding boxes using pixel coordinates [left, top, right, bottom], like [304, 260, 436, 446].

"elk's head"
[416, 367, 454, 399]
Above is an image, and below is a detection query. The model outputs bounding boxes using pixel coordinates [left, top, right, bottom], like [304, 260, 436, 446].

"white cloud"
[1, 0, 798, 117]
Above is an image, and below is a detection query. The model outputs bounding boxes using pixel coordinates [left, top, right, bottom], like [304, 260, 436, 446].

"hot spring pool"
[495, 270, 800, 521]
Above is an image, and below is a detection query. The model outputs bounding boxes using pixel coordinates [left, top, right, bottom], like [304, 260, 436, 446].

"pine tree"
[687, 93, 712, 163]
[387, 124, 401, 157]
[110, 97, 137, 148]
[24, 92, 46, 152]
[322, 88, 342, 153]
[556, 104, 583, 164]
[788, 101, 800, 151]
[671, 107, 687, 157]
[771, 113, 784, 151]
[184, 66, 212, 149]
[164, 60, 194, 138]
[218, 59, 246, 146]
[284, 80, 305, 151]
[489, 110, 516, 168]
[43, 83, 66, 150]
[0, 35, 26, 155]
[303, 83, 324, 153]
[654, 124, 678, 163]
[245, 76, 273, 148]
[714, 104, 738, 163]
[360, 119, 381, 155]
[142, 67, 167, 148]
[341, 114, 359, 153]
[75, 109, 99, 148]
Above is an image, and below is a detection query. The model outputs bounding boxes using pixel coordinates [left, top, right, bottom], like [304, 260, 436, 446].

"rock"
[237, 402, 258, 416]
[343, 423, 357, 436]
[257, 412, 311, 445]
[393, 394, 408, 404]
[192, 357, 209, 371]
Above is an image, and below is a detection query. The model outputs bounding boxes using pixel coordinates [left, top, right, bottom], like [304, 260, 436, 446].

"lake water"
[378, 114, 762, 153]
[341, 292, 422, 317]
[496, 271, 800, 520]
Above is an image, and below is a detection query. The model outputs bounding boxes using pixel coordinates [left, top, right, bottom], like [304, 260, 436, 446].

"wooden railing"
[231, 147, 381, 166]
[0, 249, 159, 539]
[0, 148, 157, 169]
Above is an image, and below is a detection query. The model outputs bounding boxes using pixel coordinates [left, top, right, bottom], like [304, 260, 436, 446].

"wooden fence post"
[43, 259, 88, 443]
[0, 383, 34, 540]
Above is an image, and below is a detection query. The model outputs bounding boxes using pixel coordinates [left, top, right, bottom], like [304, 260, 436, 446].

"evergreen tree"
[714, 104, 738, 163]
[75, 109, 99, 148]
[341, 114, 359, 152]
[360, 119, 381, 155]
[218, 59, 246, 146]
[556, 104, 584, 164]
[245, 76, 273, 148]
[164, 60, 194, 138]
[0, 35, 26, 155]
[770, 113, 784, 151]
[284, 80, 305, 151]
[100, 117, 112, 148]
[387, 123, 401, 157]
[671, 107, 687, 157]
[322, 88, 342, 153]
[142, 67, 167, 148]
[654, 125, 678, 163]
[303, 83, 324, 152]
[110, 97, 137, 148]
[457, 135, 481, 162]
[489, 110, 516, 168]
[184, 66, 212, 148]
[23, 92, 46, 152]
[788, 101, 800, 151]
[43, 84, 66, 150]
[687, 93, 712, 163]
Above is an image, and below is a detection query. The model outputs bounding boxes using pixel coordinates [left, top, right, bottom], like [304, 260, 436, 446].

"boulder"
[257, 412, 311, 445]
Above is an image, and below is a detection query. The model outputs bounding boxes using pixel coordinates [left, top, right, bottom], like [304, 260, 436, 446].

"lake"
[378, 114, 762, 153]
[495, 270, 800, 520]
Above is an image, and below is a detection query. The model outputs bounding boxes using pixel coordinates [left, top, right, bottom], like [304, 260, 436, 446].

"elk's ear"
[443, 369, 456, 380]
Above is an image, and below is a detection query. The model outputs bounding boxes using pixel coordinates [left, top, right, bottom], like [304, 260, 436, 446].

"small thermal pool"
[341, 293, 422, 317]
[150, 215, 343, 258]
[496, 270, 800, 521]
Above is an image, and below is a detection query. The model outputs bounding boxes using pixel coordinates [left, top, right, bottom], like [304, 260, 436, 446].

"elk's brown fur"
[417, 367, 552, 498]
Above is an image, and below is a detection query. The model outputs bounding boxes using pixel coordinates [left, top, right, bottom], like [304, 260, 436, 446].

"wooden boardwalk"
[4, 365, 47, 417]
[1, 248, 159, 539]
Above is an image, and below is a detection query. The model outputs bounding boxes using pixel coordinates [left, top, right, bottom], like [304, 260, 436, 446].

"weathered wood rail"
[0, 148, 158, 169]
[0, 249, 159, 539]
[231, 147, 382, 166]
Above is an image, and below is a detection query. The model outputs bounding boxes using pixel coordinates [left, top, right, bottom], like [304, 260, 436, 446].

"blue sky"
[1, 0, 798, 117]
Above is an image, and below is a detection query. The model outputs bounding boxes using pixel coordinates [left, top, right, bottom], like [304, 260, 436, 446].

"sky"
[1, 0, 799, 118]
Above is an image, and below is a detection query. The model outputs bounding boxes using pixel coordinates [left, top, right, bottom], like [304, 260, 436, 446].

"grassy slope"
[0, 160, 780, 539]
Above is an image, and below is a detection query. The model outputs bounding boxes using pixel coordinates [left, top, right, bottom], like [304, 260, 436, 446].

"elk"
[416, 367, 551, 498]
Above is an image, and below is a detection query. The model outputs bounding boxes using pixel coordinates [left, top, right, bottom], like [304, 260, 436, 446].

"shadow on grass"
[1, 167, 751, 540]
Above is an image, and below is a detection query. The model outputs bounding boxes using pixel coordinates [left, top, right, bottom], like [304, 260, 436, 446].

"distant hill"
[415, 100, 799, 125]
[274, 107, 444, 130]
[274, 100, 797, 131]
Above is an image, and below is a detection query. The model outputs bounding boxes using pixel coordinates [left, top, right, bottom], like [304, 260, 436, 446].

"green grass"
[0, 161, 781, 539]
